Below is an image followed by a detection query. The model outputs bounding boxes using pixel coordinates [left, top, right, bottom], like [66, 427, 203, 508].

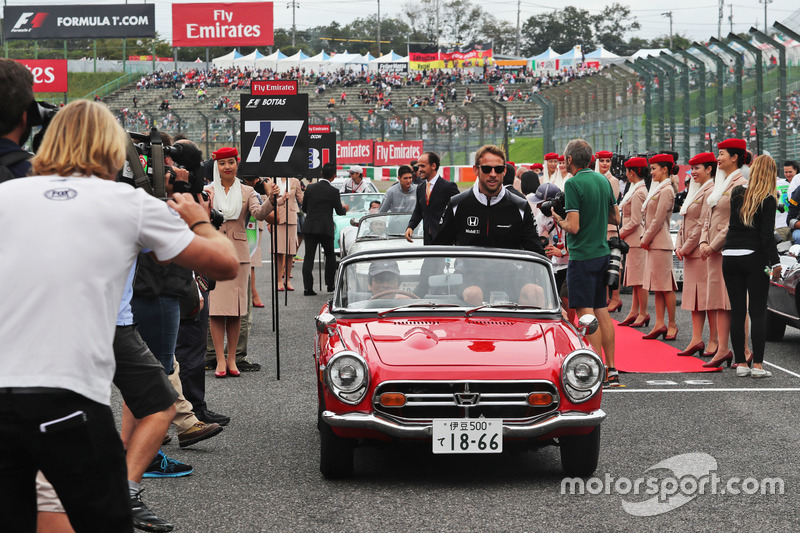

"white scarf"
[707, 168, 741, 208]
[543, 162, 554, 184]
[277, 177, 291, 196]
[212, 163, 243, 221]
[642, 178, 668, 211]
[550, 172, 571, 192]
[619, 180, 644, 210]
[679, 177, 707, 215]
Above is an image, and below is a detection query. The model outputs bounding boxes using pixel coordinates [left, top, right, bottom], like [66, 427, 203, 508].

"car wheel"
[765, 311, 786, 342]
[319, 420, 354, 479]
[560, 426, 600, 477]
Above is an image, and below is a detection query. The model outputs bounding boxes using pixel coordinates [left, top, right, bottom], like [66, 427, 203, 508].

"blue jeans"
[793, 228, 800, 245]
[131, 296, 180, 375]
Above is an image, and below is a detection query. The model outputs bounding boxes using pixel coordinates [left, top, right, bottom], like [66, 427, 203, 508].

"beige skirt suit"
[605, 172, 621, 241]
[675, 180, 714, 311]
[208, 184, 274, 316]
[267, 177, 304, 255]
[700, 170, 747, 311]
[641, 183, 678, 292]
[619, 182, 647, 287]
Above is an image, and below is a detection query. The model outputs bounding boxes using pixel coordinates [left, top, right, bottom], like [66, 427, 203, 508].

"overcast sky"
[3, 0, 799, 49]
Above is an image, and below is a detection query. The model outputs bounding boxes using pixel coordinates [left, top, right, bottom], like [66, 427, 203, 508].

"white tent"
[300, 51, 331, 72]
[255, 49, 287, 70]
[276, 51, 310, 72]
[233, 50, 264, 69]
[369, 50, 407, 72]
[527, 47, 559, 61]
[555, 46, 584, 67]
[585, 46, 620, 60]
[329, 51, 362, 66]
[212, 49, 242, 69]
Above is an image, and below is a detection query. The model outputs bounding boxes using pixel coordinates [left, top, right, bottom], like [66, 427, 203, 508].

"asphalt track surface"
[122, 253, 800, 532]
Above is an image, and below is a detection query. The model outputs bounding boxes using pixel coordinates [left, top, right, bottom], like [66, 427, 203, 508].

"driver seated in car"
[461, 268, 545, 308]
[365, 218, 388, 238]
[369, 260, 412, 299]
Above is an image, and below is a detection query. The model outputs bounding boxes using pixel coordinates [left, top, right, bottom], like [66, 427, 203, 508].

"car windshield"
[334, 253, 558, 313]
[356, 213, 420, 240]
[341, 193, 385, 213]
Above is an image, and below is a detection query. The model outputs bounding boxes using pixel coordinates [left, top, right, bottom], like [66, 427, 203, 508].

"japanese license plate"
[432, 419, 503, 454]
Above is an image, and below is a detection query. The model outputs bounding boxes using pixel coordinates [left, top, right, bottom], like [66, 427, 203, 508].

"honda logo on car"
[172, 3, 274, 47]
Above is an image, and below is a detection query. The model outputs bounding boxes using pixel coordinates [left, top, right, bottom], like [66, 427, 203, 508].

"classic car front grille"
[372, 380, 559, 421]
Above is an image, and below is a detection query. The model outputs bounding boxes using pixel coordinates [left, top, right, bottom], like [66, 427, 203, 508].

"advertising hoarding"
[172, 2, 274, 47]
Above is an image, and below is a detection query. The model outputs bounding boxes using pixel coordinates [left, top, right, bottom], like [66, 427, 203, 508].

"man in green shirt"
[552, 139, 621, 387]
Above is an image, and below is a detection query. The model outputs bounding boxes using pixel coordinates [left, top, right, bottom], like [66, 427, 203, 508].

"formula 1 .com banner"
[4, 5, 155, 40]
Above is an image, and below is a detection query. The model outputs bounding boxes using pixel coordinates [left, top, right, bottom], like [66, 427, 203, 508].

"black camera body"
[606, 236, 630, 289]
[121, 127, 223, 229]
[539, 191, 566, 219]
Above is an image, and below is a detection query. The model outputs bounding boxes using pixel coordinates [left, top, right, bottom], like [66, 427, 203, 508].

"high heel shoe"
[618, 315, 638, 326]
[664, 326, 679, 341]
[227, 368, 241, 377]
[702, 347, 718, 357]
[642, 326, 668, 340]
[607, 301, 622, 313]
[702, 351, 733, 368]
[629, 314, 651, 328]
[677, 341, 705, 357]
[733, 353, 754, 369]
[215, 370, 227, 378]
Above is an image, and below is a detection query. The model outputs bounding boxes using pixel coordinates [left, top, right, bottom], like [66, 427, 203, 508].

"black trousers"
[303, 233, 336, 290]
[722, 253, 770, 364]
[0, 390, 132, 532]
[175, 284, 209, 413]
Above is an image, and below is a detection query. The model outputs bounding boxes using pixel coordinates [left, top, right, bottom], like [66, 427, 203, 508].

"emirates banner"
[374, 141, 423, 166]
[15, 59, 68, 92]
[336, 140, 374, 165]
[172, 2, 274, 47]
[4, 4, 155, 40]
[308, 125, 336, 180]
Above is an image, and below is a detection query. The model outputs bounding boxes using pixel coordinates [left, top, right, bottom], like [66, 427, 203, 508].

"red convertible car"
[314, 247, 606, 478]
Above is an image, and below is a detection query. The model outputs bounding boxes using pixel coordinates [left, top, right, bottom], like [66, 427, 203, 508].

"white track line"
[763, 361, 800, 379]
[604, 387, 800, 393]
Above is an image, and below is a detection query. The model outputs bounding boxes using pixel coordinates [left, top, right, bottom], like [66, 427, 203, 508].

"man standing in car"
[405, 152, 458, 244]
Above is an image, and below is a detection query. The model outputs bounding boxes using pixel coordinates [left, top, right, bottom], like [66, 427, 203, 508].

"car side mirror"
[350, 218, 360, 227]
[577, 314, 598, 337]
[315, 313, 337, 335]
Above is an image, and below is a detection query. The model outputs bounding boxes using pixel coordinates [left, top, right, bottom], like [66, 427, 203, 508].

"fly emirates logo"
[185, 9, 262, 40]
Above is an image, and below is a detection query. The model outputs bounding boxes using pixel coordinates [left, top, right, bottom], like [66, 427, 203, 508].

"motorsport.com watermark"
[560, 453, 785, 517]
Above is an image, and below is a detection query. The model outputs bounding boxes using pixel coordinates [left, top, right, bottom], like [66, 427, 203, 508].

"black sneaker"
[142, 450, 193, 478]
[236, 359, 261, 372]
[195, 408, 231, 427]
[130, 489, 174, 532]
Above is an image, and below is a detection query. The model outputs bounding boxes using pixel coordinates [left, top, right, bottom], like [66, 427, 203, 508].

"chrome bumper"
[322, 409, 606, 439]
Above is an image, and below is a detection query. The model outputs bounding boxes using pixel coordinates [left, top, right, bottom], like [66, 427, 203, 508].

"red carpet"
[612, 321, 722, 373]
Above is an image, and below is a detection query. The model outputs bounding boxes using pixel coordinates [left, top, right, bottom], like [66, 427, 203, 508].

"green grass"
[509, 137, 543, 164]
[34, 72, 127, 102]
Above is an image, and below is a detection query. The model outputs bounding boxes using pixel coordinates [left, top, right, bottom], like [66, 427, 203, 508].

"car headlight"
[325, 351, 369, 405]
[561, 349, 603, 403]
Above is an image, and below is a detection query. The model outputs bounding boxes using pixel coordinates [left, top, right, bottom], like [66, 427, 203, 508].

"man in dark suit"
[302, 162, 348, 295]
[405, 151, 459, 244]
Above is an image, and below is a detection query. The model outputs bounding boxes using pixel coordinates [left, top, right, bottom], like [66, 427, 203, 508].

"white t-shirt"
[0, 175, 194, 405]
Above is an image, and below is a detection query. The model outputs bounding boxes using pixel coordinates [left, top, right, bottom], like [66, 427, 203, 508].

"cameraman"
[0, 59, 34, 180]
[552, 139, 621, 387]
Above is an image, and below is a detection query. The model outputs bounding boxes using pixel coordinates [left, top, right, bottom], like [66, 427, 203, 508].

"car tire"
[319, 419, 354, 479]
[765, 311, 786, 342]
[560, 426, 600, 477]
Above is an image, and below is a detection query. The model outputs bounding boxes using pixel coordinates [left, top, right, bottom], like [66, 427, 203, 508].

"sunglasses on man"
[479, 165, 506, 174]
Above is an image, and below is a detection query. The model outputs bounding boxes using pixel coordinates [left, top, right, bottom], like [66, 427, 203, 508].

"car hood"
[356, 318, 564, 367]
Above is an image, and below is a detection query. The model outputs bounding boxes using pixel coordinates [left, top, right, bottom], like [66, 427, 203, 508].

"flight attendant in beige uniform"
[597, 150, 622, 312]
[542, 152, 559, 184]
[641, 153, 678, 341]
[618, 157, 650, 327]
[700, 138, 749, 368]
[675, 152, 717, 356]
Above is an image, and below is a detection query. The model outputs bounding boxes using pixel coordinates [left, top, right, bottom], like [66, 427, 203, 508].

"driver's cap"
[369, 260, 400, 277]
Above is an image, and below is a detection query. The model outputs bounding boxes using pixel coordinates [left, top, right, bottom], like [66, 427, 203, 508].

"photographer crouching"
[552, 139, 622, 388]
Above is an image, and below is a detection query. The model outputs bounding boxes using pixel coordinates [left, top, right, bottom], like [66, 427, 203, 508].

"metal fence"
[537, 21, 800, 166]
